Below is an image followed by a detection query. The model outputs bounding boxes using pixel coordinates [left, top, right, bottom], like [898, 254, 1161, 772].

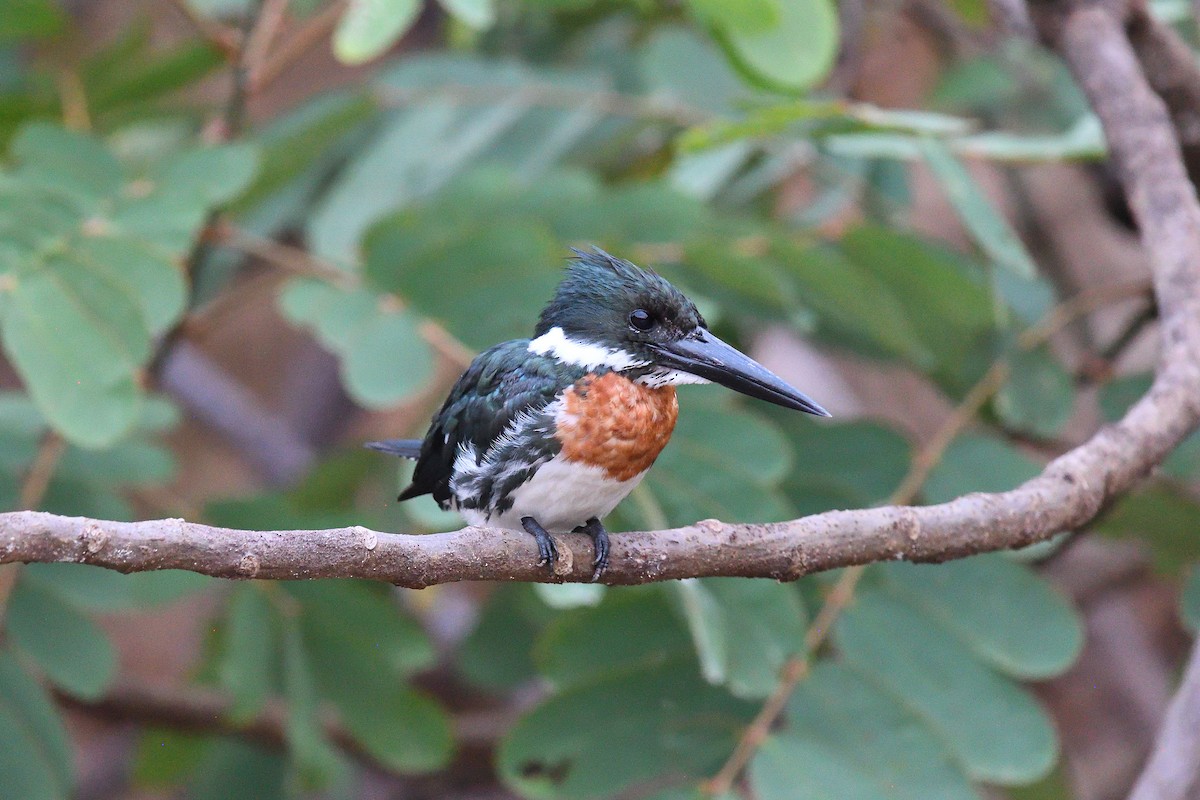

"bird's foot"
[521, 516, 559, 573]
[572, 517, 610, 582]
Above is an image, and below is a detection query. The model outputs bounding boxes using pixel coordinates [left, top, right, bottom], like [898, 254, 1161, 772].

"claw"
[574, 517, 610, 581]
[521, 516, 558, 572]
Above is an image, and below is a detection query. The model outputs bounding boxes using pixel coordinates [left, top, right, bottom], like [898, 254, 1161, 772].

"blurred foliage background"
[0, 0, 1195, 798]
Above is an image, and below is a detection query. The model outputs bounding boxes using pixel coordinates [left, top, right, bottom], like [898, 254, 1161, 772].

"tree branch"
[1127, 637, 1200, 800]
[0, 0, 1197, 590]
[1125, 1, 1200, 150]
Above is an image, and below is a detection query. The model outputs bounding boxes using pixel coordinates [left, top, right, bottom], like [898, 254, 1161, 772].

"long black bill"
[650, 329, 831, 417]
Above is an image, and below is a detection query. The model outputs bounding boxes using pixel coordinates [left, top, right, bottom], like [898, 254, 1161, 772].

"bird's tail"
[365, 439, 423, 459]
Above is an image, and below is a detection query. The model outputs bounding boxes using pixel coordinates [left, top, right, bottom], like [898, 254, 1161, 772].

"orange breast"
[556, 372, 678, 481]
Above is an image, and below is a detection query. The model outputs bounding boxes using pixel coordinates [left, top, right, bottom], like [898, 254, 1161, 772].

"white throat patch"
[528, 326, 648, 372]
[636, 369, 711, 388]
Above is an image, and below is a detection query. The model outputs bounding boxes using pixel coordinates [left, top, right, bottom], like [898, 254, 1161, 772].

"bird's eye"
[629, 308, 654, 331]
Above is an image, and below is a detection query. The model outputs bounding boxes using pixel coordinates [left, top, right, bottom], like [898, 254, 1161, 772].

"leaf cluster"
[0, 1, 1194, 799]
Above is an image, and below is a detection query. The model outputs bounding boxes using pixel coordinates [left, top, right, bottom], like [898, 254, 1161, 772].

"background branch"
[56, 680, 505, 774]
[1127, 637, 1200, 800]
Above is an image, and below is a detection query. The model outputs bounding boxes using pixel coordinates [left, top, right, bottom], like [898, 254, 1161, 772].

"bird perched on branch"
[368, 248, 829, 579]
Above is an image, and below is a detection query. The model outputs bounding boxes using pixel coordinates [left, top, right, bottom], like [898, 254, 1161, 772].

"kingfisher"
[368, 248, 829, 580]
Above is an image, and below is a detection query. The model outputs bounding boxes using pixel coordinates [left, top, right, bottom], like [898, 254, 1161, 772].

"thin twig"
[701, 564, 864, 795]
[889, 362, 1012, 503]
[222, 4, 259, 141]
[1127, 637, 1200, 800]
[215, 224, 354, 286]
[241, 0, 289, 81]
[702, 370, 992, 794]
[1097, 301, 1158, 365]
[419, 321, 477, 369]
[0, 564, 19, 622]
[1016, 279, 1152, 349]
[250, 0, 348, 93]
[165, 0, 242, 57]
[702, 268, 1162, 795]
[373, 83, 713, 128]
[211, 223, 476, 368]
[55, 679, 508, 776]
[19, 433, 65, 512]
[55, 70, 91, 132]
[4, 432, 66, 623]
[162, 0, 258, 371]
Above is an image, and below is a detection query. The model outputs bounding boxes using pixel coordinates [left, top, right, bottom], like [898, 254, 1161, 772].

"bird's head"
[531, 247, 830, 416]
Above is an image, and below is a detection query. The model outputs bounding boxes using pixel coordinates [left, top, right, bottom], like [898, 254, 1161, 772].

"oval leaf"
[7, 581, 117, 699]
[713, 0, 839, 93]
[333, 0, 422, 65]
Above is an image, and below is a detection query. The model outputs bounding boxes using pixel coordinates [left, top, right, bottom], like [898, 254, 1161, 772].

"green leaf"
[459, 585, 549, 691]
[156, 143, 260, 206]
[333, 0, 422, 65]
[286, 580, 435, 675]
[682, 238, 797, 318]
[1093, 485, 1200, 572]
[12, 123, 123, 203]
[280, 613, 343, 789]
[750, 663, 979, 800]
[992, 270, 1056, 326]
[770, 418, 910, 513]
[189, 740, 288, 800]
[312, 57, 617, 263]
[838, 226, 995, 383]
[7, 579, 117, 699]
[83, 34, 223, 117]
[132, 729, 210, 789]
[56, 438, 176, 487]
[712, 0, 839, 93]
[953, 115, 1105, 162]
[680, 100, 972, 152]
[278, 279, 434, 408]
[308, 653, 452, 774]
[499, 660, 754, 799]
[835, 587, 1058, 784]
[67, 236, 186, 337]
[0, 0, 66, 41]
[0, 391, 180, 520]
[234, 90, 376, 216]
[917, 137, 1037, 279]
[1182, 566, 1200, 631]
[438, 0, 495, 28]
[0, 123, 251, 446]
[364, 168, 709, 346]
[0, 678, 68, 800]
[995, 346, 1075, 438]
[640, 28, 745, 113]
[879, 556, 1082, 679]
[536, 589, 692, 688]
[772, 242, 937, 369]
[534, 583, 606, 609]
[3, 252, 148, 447]
[0, 649, 72, 798]
[923, 433, 1041, 504]
[1098, 374, 1200, 479]
[1098, 373, 1150, 421]
[365, 211, 561, 351]
[686, 0, 781, 34]
[672, 578, 806, 698]
[219, 584, 278, 722]
[290, 581, 451, 771]
[19, 564, 208, 612]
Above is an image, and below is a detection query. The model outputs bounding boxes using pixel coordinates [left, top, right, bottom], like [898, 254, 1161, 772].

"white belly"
[457, 454, 645, 532]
